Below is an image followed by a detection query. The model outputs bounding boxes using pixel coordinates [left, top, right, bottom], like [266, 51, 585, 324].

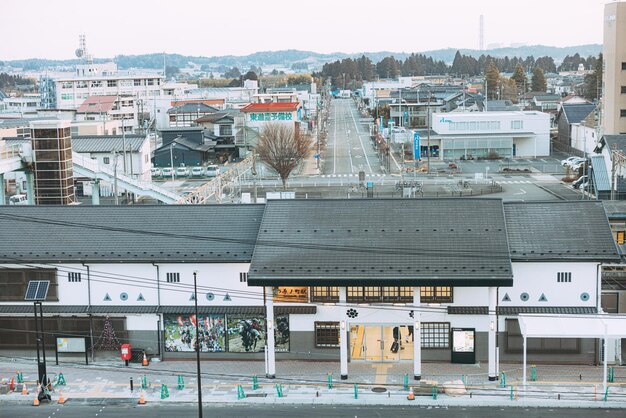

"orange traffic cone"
[22, 383, 28, 395]
[142, 352, 149, 366]
[58, 390, 65, 404]
[407, 387, 415, 400]
[9, 377, 15, 392]
[138, 391, 146, 405]
[33, 395, 40, 406]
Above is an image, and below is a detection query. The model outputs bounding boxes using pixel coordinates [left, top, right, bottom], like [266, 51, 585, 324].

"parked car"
[191, 166, 205, 177]
[151, 167, 161, 177]
[205, 165, 220, 177]
[8, 194, 28, 205]
[571, 176, 588, 189]
[561, 157, 585, 168]
[392, 127, 406, 133]
[161, 167, 174, 178]
[570, 160, 588, 171]
[176, 166, 189, 178]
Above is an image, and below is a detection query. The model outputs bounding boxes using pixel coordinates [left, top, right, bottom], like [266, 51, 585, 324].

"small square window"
[617, 231, 625, 245]
[315, 322, 340, 348]
[557, 272, 572, 283]
[621, 109, 626, 118]
[68, 272, 81, 282]
[103, 157, 110, 165]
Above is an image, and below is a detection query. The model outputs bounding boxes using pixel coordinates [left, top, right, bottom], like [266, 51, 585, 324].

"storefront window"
[420, 287, 453, 303]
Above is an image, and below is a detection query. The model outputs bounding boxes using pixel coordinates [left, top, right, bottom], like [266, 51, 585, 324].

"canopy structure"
[518, 314, 626, 390]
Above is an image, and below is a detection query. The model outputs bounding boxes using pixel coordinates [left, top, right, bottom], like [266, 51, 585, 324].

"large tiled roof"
[504, 201, 619, 262]
[0, 205, 264, 263]
[248, 199, 513, 287]
[77, 96, 117, 113]
[71, 135, 146, 153]
[561, 103, 596, 124]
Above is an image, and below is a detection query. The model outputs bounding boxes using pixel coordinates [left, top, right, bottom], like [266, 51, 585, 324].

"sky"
[0, 0, 611, 60]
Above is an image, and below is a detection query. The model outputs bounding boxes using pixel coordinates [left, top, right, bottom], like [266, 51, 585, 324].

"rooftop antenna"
[75, 34, 93, 66]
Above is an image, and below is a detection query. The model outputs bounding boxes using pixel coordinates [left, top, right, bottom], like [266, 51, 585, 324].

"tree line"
[0, 72, 35, 89]
[317, 51, 600, 88]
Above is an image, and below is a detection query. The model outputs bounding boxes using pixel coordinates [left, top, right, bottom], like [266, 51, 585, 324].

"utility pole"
[427, 91, 431, 174]
[192, 271, 203, 418]
[113, 152, 119, 205]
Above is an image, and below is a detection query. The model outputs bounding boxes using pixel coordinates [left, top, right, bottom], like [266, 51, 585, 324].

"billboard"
[164, 314, 226, 352]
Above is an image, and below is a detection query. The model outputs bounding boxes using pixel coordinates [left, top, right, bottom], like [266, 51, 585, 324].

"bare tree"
[256, 123, 313, 189]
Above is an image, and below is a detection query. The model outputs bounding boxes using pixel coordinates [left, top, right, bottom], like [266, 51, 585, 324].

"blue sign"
[404, 111, 409, 124]
[314, 153, 320, 159]
[413, 132, 421, 160]
[379, 116, 384, 132]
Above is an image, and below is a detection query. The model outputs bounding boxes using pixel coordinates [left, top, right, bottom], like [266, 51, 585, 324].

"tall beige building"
[604, 1, 626, 135]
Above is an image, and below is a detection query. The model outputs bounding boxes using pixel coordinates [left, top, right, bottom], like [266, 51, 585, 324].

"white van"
[9, 194, 28, 205]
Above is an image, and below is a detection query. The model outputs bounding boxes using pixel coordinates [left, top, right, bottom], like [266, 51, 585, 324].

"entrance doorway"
[350, 324, 414, 362]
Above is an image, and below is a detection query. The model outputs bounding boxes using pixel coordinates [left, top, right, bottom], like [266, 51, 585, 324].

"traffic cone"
[9, 377, 15, 392]
[142, 352, 148, 367]
[32, 395, 40, 406]
[58, 390, 65, 404]
[407, 387, 415, 401]
[22, 383, 28, 395]
[138, 391, 146, 405]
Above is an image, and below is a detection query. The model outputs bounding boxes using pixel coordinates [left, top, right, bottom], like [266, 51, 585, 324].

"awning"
[517, 314, 626, 389]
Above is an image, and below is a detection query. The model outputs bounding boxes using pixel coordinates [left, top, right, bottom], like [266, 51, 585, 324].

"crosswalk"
[318, 174, 387, 178]
[495, 180, 533, 184]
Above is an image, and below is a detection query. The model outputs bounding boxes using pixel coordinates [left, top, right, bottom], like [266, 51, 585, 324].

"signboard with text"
[413, 132, 421, 160]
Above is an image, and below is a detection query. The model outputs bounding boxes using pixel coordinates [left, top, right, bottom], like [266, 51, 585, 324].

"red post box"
[121, 343, 132, 366]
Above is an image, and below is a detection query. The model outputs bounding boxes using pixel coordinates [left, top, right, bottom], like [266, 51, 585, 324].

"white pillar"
[488, 286, 497, 381]
[339, 287, 348, 380]
[0, 173, 5, 205]
[603, 337, 608, 394]
[413, 287, 422, 380]
[25, 171, 35, 205]
[522, 335, 527, 386]
[265, 286, 276, 378]
[91, 181, 100, 205]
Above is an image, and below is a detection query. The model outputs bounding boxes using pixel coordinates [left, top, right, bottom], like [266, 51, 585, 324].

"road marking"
[514, 188, 527, 195]
[333, 102, 337, 174]
[349, 100, 373, 172]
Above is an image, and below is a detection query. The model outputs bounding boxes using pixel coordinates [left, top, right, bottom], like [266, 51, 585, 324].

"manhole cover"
[371, 387, 387, 393]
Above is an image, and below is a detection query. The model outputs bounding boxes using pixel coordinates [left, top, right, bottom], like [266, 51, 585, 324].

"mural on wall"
[164, 314, 226, 352]
[226, 315, 290, 353]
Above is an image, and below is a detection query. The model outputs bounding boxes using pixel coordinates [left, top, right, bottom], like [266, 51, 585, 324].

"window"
[602, 293, 619, 313]
[90, 80, 102, 88]
[621, 86, 626, 94]
[622, 62, 626, 71]
[621, 109, 626, 118]
[61, 82, 73, 89]
[557, 272, 572, 283]
[166, 272, 180, 283]
[511, 120, 524, 130]
[103, 157, 110, 165]
[68, 272, 81, 283]
[147, 79, 155, 86]
[0, 269, 58, 301]
[421, 322, 450, 349]
[239, 272, 248, 283]
[617, 231, 625, 245]
[347, 287, 416, 303]
[505, 319, 579, 354]
[107, 80, 118, 88]
[315, 322, 340, 348]
[420, 287, 453, 303]
[310, 287, 339, 303]
[134, 79, 142, 86]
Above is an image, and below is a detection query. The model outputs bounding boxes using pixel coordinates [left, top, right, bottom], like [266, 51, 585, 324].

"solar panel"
[24, 281, 50, 301]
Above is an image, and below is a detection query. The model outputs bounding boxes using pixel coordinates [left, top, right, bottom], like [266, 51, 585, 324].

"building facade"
[604, 1, 626, 135]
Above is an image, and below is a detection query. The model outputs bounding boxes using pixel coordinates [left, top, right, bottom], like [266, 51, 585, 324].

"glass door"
[364, 325, 384, 361]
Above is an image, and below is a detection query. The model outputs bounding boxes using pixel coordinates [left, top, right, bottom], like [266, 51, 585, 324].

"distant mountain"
[2, 45, 602, 72]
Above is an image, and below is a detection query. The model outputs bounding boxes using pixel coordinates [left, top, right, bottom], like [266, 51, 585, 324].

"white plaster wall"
[504, 262, 599, 307]
[126, 314, 159, 331]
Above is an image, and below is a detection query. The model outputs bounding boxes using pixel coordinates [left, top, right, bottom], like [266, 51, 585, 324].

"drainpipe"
[82, 262, 94, 363]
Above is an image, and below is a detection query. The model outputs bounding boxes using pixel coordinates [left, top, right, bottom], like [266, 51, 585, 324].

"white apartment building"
[430, 111, 550, 159]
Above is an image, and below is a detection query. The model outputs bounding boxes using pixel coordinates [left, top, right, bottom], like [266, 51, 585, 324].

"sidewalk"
[1, 358, 626, 408]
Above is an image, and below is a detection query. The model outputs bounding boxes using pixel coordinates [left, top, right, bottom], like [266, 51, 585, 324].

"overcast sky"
[0, 0, 610, 60]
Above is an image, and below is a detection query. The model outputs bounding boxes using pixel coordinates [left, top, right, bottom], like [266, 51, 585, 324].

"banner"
[164, 314, 225, 352]
[413, 132, 421, 160]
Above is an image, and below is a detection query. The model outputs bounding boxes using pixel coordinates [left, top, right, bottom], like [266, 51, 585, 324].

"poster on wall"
[274, 315, 290, 352]
[164, 314, 226, 352]
[227, 316, 266, 352]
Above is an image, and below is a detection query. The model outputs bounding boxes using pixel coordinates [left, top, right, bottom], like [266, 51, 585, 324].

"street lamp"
[25, 280, 51, 388]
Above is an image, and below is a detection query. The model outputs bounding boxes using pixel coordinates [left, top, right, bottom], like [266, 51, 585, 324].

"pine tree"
[511, 64, 527, 94]
[531, 67, 547, 93]
[484, 62, 501, 100]
[94, 316, 121, 351]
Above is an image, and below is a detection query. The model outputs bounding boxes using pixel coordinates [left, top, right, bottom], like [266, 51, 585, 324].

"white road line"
[333, 102, 337, 175]
[349, 100, 372, 173]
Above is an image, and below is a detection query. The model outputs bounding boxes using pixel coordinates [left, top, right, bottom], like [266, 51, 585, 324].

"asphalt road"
[324, 99, 382, 175]
[4, 404, 624, 418]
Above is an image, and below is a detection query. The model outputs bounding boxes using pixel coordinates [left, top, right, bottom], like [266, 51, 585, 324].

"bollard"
[237, 384, 245, 400]
[160, 384, 169, 399]
[275, 384, 283, 398]
[461, 375, 465, 386]
[557, 393, 560, 400]
[531, 365, 536, 382]
[510, 385, 513, 401]
[252, 375, 258, 390]
[604, 387, 609, 402]
[327, 373, 333, 389]
[130, 377, 134, 393]
[141, 375, 148, 390]
[16, 372, 23, 384]
[354, 383, 358, 399]
[431, 385, 437, 400]
[177, 375, 184, 390]
[403, 374, 409, 391]
[608, 367, 614, 383]
[500, 372, 506, 388]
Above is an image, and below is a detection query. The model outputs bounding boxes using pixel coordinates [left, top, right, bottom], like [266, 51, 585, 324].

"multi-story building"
[75, 95, 138, 133]
[603, 1, 626, 135]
